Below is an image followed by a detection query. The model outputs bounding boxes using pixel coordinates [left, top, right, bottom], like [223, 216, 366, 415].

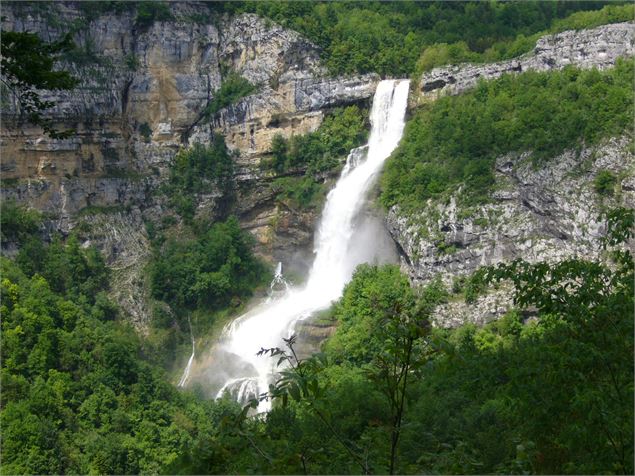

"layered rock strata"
[0, 3, 378, 327]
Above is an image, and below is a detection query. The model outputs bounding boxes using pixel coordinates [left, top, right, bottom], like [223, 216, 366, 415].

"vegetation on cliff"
[233, 1, 630, 76]
[161, 136, 236, 221]
[149, 217, 267, 314]
[381, 60, 634, 211]
[29, 1, 628, 79]
[265, 105, 369, 209]
[203, 72, 257, 120]
[412, 3, 634, 76]
[0, 28, 77, 137]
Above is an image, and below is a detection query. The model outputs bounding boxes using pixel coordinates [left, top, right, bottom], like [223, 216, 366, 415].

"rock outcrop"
[418, 22, 634, 102]
[384, 21, 635, 327]
[388, 136, 635, 327]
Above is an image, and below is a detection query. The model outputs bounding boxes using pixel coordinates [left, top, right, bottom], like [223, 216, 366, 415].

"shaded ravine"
[191, 80, 410, 411]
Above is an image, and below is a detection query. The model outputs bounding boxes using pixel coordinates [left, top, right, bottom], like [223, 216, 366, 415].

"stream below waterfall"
[183, 79, 410, 411]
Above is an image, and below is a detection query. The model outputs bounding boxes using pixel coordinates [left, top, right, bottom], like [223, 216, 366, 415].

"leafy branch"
[1, 29, 78, 138]
[240, 335, 372, 474]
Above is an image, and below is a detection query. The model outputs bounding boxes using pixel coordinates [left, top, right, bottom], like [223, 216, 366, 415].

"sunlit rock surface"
[388, 137, 635, 327]
[0, 3, 377, 328]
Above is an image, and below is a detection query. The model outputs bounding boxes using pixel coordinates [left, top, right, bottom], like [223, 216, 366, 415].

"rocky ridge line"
[418, 22, 634, 102]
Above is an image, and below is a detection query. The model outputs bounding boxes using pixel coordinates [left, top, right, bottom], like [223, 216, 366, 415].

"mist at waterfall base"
[185, 80, 410, 411]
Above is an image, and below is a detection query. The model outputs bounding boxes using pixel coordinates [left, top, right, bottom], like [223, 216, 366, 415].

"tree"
[251, 336, 372, 474]
[1, 29, 78, 137]
[473, 207, 634, 473]
[251, 266, 448, 474]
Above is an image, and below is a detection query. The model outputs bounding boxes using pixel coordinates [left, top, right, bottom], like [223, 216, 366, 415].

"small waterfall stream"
[177, 316, 195, 388]
[192, 80, 410, 411]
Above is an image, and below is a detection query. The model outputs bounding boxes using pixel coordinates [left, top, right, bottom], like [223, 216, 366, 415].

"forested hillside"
[3, 204, 632, 474]
[382, 59, 634, 209]
[1, 1, 633, 474]
[233, 1, 631, 75]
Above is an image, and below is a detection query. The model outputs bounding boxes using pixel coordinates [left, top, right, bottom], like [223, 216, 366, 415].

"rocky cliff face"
[417, 22, 635, 103]
[388, 138, 634, 327]
[391, 22, 635, 327]
[1, 2, 378, 328]
[3, 5, 633, 333]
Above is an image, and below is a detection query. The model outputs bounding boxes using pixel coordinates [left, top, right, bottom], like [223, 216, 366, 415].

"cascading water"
[210, 80, 410, 411]
[269, 262, 289, 296]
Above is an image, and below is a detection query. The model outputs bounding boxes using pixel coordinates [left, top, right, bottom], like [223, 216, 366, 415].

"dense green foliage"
[135, 1, 173, 27]
[381, 60, 634, 211]
[266, 105, 368, 209]
[413, 3, 634, 75]
[230, 1, 622, 76]
[74, 0, 173, 26]
[162, 137, 235, 221]
[222, 209, 633, 474]
[0, 201, 42, 244]
[268, 105, 368, 174]
[204, 72, 256, 119]
[0, 227, 250, 474]
[149, 135, 267, 364]
[2, 203, 631, 475]
[149, 216, 266, 313]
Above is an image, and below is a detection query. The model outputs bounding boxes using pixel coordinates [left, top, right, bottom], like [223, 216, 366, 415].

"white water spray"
[212, 80, 410, 410]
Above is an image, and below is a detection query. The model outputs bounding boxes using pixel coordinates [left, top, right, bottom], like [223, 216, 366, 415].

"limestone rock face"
[387, 137, 635, 327]
[0, 3, 377, 329]
[418, 22, 635, 102]
[190, 74, 377, 158]
[219, 13, 323, 85]
[396, 21, 635, 327]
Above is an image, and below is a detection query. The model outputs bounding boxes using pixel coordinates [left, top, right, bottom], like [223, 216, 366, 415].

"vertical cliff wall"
[1, 2, 378, 328]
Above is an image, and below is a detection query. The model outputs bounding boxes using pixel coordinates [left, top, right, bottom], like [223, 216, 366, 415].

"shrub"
[594, 170, 617, 196]
[204, 72, 256, 119]
[149, 216, 266, 311]
[0, 201, 42, 244]
[139, 122, 152, 142]
[264, 105, 369, 209]
[162, 136, 235, 220]
[135, 1, 173, 28]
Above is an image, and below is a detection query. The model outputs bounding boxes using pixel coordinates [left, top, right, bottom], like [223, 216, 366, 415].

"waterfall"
[269, 261, 289, 296]
[177, 316, 195, 388]
[210, 80, 410, 411]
